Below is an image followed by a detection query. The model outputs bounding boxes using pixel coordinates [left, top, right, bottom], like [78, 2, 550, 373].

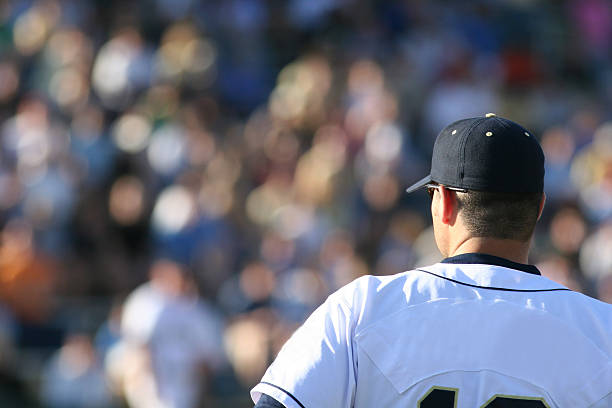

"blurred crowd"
[1, 0, 612, 406]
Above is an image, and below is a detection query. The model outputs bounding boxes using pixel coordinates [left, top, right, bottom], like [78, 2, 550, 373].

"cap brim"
[405, 175, 432, 193]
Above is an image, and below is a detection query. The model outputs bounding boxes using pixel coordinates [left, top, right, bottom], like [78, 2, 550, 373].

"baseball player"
[250, 114, 612, 408]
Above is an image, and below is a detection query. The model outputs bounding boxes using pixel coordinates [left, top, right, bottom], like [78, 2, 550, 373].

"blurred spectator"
[94, 299, 123, 357]
[541, 126, 577, 201]
[580, 221, 612, 284]
[111, 258, 225, 408]
[0, 219, 56, 324]
[40, 333, 115, 408]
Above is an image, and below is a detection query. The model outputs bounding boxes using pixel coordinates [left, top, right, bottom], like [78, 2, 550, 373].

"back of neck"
[449, 237, 531, 265]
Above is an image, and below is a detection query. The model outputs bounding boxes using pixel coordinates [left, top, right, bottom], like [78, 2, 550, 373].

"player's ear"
[537, 192, 546, 221]
[438, 185, 458, 225]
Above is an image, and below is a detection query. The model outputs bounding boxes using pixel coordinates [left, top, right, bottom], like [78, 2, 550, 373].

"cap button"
[485, 113, 496, 118]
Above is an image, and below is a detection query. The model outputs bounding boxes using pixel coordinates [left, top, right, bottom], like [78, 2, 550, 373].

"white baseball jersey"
[251, 253, 612, 408]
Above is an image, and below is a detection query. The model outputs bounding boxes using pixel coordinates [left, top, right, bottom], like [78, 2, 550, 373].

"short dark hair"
[456, 191, 543, 241]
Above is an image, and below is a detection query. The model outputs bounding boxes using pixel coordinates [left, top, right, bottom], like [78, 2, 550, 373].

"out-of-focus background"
[0, 0, 612, 406]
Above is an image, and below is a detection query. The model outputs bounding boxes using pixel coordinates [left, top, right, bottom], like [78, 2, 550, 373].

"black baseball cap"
[406, 114, 545, 194]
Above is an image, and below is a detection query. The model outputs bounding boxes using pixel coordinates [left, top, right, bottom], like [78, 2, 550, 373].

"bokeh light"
[239, 262, 276, 302]
[279, 268, 325, 306]
[92, 30, 145, 108]
[246, 174, 292, 226]
[0, 62, 20, 103]
[147, 124, 186, 175]
[269, 56, 332, 126]
[224, 317, 269, 386]
[155, 23, 217, 87]
[112, 113, 152, 153]
[109, 176, 145, 226]
[364, 121, 403, 166]
[13, 2, 60, 56]
[152, 185, 195, 234]
[48, 67, 89, 110]
[199, 179, 234, 218]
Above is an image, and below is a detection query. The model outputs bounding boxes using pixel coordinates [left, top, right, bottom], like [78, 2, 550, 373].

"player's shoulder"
[328, 268, 438, 324]
[332, 269, 414, 301]
[333, 262, 452, 300]
[561, 285, 612, 325]
[331, 263, 612, 334]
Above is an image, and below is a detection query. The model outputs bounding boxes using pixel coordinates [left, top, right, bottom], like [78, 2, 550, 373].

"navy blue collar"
[441, 253, 541, 276]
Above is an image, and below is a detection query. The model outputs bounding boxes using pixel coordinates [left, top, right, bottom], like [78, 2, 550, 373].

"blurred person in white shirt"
[110, 258, 225, 408]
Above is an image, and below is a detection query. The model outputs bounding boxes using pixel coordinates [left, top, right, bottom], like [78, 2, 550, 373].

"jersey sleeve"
[254, 394, 287, 408]
[250, 292, 356, 408]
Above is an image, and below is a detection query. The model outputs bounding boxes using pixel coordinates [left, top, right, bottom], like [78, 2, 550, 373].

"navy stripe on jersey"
[415, 269, 572, 293]
[441, 253, 541, 275]
[254, 393, 287, 408]
[259, 382, 306, 408]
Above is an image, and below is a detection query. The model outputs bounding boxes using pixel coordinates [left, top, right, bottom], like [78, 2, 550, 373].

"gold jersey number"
[418, 387, 550, 408]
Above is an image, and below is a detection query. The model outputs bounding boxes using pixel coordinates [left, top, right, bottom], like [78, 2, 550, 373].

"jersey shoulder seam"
[415, 268, 572, 293]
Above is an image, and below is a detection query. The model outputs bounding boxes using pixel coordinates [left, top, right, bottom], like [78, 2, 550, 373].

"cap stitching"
[458, 118, 486, 188]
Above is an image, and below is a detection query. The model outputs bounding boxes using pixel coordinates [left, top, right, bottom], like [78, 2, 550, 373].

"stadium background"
[1, 0, 612, 406]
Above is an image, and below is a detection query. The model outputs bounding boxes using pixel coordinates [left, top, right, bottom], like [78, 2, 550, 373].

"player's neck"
[448, 236, 532, 265]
